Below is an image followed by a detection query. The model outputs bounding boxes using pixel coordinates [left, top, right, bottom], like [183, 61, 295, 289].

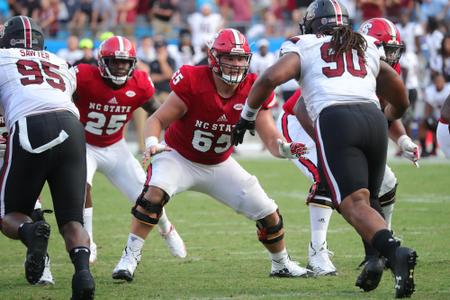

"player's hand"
[231, 117, 255, 146]
[397, 135, 420, 167]
[142, 137, 172, 166]
[277, 139, 308, 159]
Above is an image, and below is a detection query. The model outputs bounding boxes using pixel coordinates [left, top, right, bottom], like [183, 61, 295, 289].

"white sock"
[382, 203, 394, 230]
[83, 207, 94, 243]
[33, 199, 42, 210]
[127, 233, 145, 253]
[157, 208, 172, 234]
[269, 248, 289, 264]
[309, 204, 332, 247]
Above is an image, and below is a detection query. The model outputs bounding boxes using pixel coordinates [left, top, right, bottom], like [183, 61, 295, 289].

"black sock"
[371, 229, 399, 264]
[363, 239, 379, 259]
[69, 247, 90, 273]
[18, 222, 34, 247]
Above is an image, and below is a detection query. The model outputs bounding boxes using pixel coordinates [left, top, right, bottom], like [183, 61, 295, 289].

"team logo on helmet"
[359, 22, 373, 35]
[306, 2, 318, 20]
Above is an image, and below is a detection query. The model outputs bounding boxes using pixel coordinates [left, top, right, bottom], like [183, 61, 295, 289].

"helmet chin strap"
[104, 66, 128, 85]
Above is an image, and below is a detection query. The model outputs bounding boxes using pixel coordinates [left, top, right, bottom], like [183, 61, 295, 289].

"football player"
[112, 28, 311, 282]
[232, 1, 417, 298]
[73, 36, 186, 264]
[0, 16, 94, 299]
[436, 93, 450, 158]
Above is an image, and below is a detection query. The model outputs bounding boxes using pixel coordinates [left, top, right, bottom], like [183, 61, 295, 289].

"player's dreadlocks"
[327, 26, 367, 59]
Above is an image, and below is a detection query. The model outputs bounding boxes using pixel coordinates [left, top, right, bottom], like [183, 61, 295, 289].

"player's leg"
[84, 144, 99, 263]
[105, 139, 186, 258]
[112, 150, 190, 281]
[47, 112, 94, 300]
[437, 120, 450, 158]
[277, 112, 336, 275]
[317, 105, 416, 297]
[0, 123, 51, 285]
[201, 156, 312, 278]
[356, 165, 398, 291]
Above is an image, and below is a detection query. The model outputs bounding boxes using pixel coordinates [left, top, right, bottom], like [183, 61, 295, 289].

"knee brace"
[131, 189, 170, 226]
[256, 211, 284, 245]
[379, 184, 397, 207]
[306, 182, 334, 209]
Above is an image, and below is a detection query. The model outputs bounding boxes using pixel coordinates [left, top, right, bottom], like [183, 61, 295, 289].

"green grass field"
[1, 158, 450, 299]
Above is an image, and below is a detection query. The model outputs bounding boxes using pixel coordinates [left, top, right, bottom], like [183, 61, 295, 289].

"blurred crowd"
[1, 0, 449, 156]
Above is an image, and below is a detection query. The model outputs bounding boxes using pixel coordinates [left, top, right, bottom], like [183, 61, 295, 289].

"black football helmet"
[300, 0, 350, 35]
[0, 16, 44, 50]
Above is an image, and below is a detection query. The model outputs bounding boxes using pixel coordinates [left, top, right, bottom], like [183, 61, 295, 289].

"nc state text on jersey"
[89, 102, 132, 113]
[19, 49, 50, 59]
[195, 120, 234, 132]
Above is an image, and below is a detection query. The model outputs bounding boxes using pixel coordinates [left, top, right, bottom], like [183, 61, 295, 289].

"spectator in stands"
[250, 38, 275, 75]
[69, 0, 92, 36]
[90, 0, 116, 37]
[115, 0, 138, 36]
[149, 35, 176, 103]
[218, 0, 251, 33]
[357, 0, 384, 21]
[168, 28, 199, 69]
[421, 73, 450, 156]
[396, 11, 424, 55]
[431, 34, 450, 83]
[37, 0, 58, 37]
[137, 35, 156, 65]
[57, 35, 83, 65]
[74, 38, 97, 66]
[150, 0, 177, 37]
[188, 3, 223, 49]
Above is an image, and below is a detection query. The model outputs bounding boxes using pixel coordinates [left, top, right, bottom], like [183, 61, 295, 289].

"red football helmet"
[208, 28, 252, 85]
[98, 36, 137, 85]
[359, 18, 405, 66]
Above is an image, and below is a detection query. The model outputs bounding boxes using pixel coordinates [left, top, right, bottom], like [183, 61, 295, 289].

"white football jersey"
[280, 34, 383, 121]
[0, 48, 78, 129]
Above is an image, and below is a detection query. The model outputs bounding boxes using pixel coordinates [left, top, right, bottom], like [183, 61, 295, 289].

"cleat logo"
[395, 275, 402, 289]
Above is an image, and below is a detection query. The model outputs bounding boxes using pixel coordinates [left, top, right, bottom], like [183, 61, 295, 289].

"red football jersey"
[282, 89, 302, 115]
[165, 65, 276, 165]
[75, 64, 155, 147]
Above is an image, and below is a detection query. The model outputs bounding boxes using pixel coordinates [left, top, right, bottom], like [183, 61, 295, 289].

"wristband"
[241, 102, 260, 121]
[145, 136, 159, 149]
[396, 134, 410, 147]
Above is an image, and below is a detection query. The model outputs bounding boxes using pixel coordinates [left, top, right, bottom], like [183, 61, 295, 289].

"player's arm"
[376, 60, 409, 121]
[293, 96, 314, 139]
[232, 53, 301, 145]
[141, 96, 161, 115]
[143, 91, 187, 159]
[256, 109, 308, 159]
[247, 53, 301, 110]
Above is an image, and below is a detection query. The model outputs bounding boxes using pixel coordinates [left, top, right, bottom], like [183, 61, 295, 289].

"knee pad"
[131, 189, 170, 226]
[256, 211, 285, 245]
[379, 184, 397, 207]
[306, 182, 334, 209]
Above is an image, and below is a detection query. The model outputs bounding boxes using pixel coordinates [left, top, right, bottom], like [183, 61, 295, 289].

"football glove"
[231, 117, 255, 146]
[142, 136, 172, 166]
[397, 135, 420, 167]
[277, 139, 308, 159]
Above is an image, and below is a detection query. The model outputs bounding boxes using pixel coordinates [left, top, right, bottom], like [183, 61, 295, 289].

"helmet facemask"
[213, 52, 252, 85]
[99, 56, 136, 85]
[382, 42, 405, 65]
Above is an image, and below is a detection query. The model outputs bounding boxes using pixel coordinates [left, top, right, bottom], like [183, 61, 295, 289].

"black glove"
[231, 117, 255, 146]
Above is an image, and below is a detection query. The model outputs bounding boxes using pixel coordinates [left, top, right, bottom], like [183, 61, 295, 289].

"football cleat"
[71, 269, 95, 300]
[391, 247, 417, 298]
[36, 254, 54, 285]
[89, 242, 97, 264]
[307, 242, 337, 276]
[112, 247, 142, 282]
[24, 221, 51, 284]
[355, 256, 385, 292]
[270, 258, 313, 278]
[160, 225, 187, 258]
